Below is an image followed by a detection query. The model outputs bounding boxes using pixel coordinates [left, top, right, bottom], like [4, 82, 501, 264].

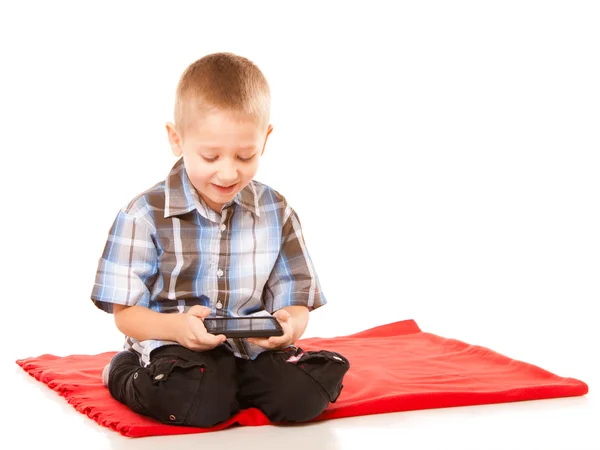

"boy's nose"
[217, 164, 238, 183]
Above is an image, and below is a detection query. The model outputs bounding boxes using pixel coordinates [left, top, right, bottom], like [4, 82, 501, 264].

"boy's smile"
[211, 182, 239, 194]
[166, 109, 272, 213]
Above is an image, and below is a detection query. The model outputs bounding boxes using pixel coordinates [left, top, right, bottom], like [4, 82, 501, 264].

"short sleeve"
[262, 209, 326, 313]
[91, 210, 158, 313]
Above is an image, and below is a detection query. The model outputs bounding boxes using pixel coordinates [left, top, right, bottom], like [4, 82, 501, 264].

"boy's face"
[166, 109, 273, 214]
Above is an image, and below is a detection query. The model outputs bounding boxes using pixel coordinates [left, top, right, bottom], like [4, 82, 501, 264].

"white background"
[2, 1, 599, 449]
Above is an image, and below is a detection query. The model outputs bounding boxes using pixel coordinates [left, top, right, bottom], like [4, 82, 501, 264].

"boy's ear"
[261, 124, 273, 156]
[166, 122, 183, 157]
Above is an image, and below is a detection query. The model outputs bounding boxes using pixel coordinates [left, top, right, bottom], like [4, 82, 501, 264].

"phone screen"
[203, 317, 283, 337]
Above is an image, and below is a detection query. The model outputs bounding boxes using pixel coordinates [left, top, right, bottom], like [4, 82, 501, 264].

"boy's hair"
[174, 52, 271, 135]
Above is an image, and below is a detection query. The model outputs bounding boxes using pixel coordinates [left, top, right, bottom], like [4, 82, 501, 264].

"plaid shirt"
[91, 158, 326, 365]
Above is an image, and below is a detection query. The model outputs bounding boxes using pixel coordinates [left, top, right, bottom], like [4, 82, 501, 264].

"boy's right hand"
[174, 305, 227, 351]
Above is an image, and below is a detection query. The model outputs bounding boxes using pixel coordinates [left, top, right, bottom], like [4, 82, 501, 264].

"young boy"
[91, 52, 349, 427]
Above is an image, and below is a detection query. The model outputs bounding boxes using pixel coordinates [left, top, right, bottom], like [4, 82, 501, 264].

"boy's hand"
[247, 309, 294, 350]
[174, 305, 227, 351]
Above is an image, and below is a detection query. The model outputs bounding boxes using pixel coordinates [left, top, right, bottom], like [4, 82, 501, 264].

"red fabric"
[16, 320, 588, 437]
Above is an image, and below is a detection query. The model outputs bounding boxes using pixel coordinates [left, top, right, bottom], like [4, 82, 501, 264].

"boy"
[91, 52, 349, 427]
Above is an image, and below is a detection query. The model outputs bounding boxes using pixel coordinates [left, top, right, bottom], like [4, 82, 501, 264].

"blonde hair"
[174, 52, 271, 135]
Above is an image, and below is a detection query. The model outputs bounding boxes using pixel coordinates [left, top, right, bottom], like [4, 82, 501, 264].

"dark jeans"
[107, 344, 350, 428]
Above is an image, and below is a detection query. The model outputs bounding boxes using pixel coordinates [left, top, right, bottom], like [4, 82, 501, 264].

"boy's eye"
[200, 155, 254, 162]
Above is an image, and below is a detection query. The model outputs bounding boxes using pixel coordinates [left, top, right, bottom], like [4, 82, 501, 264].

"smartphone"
[203, 316, 284, 338]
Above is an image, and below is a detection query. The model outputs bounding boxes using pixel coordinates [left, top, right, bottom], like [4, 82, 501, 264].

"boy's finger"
[199, 332, 226, 346]
[188, 305, 211, 319]
[274, 310, 291, 322]
[247, 337, 269, 347]
[264, 331, 290, 347]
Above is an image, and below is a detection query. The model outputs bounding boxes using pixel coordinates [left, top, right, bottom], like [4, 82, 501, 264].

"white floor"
[11, 365, 599, 450]
[9, 313, 599, 450]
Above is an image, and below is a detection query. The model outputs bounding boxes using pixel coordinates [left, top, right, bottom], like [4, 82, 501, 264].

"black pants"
[107, 344, 349, 428]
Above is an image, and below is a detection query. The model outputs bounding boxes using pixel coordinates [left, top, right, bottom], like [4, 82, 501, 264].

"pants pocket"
[294, 349, 350, 403]
[140, 357, 206, 425]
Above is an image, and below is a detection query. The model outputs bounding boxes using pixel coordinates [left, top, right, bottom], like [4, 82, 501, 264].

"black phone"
[203, 316, 284, 338]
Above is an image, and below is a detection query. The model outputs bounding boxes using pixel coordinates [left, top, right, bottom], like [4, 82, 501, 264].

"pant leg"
[237, 347, 350, 423]
[107, 344, 239, 427]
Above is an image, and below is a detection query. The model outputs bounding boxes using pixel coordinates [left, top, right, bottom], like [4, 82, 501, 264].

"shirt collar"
[164, 158, 260, 219]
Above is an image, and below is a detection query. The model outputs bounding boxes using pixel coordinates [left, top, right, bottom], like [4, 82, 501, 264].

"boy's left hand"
[247, 309, 294, 350]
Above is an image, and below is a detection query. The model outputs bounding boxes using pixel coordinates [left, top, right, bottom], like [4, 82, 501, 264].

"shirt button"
[215, 302, 223, 310]
[220, 224, 226, 232]
[216, 269, 224, 277]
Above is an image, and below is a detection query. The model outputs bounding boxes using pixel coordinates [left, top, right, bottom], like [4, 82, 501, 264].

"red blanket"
[16, 319, 587, 437]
